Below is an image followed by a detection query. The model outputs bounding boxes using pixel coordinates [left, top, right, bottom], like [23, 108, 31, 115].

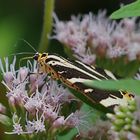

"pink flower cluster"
[0, 57, 92, 137]
[53, 11, 140, 64]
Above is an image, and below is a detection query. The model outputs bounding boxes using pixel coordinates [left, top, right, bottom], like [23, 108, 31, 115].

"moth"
[33, 52, 134, 110]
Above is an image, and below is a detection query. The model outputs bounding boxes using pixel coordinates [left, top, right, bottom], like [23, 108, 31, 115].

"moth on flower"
[33, 52, 134, 111]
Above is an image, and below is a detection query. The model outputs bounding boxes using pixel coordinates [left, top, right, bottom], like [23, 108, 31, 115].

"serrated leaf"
[84, 79, 140, 95]
[110, 0, 140, 19]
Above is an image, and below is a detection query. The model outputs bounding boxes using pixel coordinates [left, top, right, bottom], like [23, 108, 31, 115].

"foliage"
[85, 79, 140, 95]
[110, 0, 140, 19]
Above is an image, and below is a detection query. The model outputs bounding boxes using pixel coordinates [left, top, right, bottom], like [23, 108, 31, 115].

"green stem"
[38, 0, 55, 52]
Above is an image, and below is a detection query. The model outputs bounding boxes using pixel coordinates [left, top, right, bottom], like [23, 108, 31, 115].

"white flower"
[5, 113, 24, 135]
[126, 43, 140, 61]
[32, 111, 46, 133]
[65, 111, 92, 134]
[106, 46, 126, 58]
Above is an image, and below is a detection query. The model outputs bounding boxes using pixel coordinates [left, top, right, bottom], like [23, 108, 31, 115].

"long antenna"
[18, 39, 38, 53]
[19, 56, 33, 67]
[9, 52, 35, 57]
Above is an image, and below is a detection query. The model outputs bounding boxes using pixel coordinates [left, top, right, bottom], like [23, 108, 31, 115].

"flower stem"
[38, 0, 54, 52]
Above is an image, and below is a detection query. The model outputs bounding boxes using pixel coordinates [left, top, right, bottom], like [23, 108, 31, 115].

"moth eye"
[41, 53, 46, 58]
[129, 94, 134, 98]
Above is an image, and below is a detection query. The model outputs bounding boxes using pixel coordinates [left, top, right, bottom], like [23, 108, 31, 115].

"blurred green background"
[0, 0, 135, 139]
[0, 0, 134, 57]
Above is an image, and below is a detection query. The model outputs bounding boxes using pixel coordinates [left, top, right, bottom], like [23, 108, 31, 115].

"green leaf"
[110, 0, 140, 19]
[57, 128, 77, 140]
[80, 103, 107, 121]
[84, 79, 140, 95]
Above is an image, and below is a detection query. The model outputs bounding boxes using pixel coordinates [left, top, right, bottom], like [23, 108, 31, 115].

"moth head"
[33, 52, 48, 61]
[123, 91, 135, 100]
